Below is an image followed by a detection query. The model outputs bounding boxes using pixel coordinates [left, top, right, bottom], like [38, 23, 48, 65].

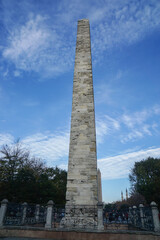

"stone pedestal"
[21, 202, 27, 225]
[60, 205, 97, 229]
[35, 204, 40, 222]
[45, 200, 53, 229]
[151, 201, 160, 232]
[0, 199, 8, 227]
[139, 204, 144, 228]
[97, 202, 104, 230]
[133, 206, 137, 226]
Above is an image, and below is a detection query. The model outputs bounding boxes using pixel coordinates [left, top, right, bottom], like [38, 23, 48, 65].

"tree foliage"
[127, 193, 146, 207]
[0, 142, 67, 205]
[129, 157, 160, 207]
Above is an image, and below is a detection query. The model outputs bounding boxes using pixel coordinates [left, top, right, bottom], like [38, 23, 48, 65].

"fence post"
[139, 204, 144, 228]
[97, 202, 104, 230]
[151, 201, 160, 232]
[45, 200, 53, 229]
[0, 199, 8, 227]
[35, 204, 40, 222]
[22, 202, 28, 225]
[133, 206, 137, 226]
[128, 207, 132, 224]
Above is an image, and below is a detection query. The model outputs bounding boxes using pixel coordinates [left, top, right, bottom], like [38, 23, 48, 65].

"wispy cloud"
[96, 115, 120, 144]
[0, 131, 70, 167]
[96, 118, 109, 144]
[98, 147, 160, 180]
[122, 110, 150, 129]
[1, 0, 160, 78]
[2, 14, 74, 78]
[0, 133, 14, 146]
[22, 132, 70, 166]
[96, 105, 160, 144]
[1, 132, 160, 181]
[120, 107, 160, 143]
[91, 0, 160, 59]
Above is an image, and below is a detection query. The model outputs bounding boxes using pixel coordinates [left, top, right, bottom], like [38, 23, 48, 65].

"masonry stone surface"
[65, 19, 98, 207]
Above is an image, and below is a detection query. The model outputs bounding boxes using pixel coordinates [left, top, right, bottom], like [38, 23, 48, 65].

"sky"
[0, 0, 160, 203]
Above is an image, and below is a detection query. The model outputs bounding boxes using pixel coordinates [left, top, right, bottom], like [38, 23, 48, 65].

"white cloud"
[105, 115, 120, 130]
[2, 14, 74, 77]
[0, 131, 70, 167]
[3, 15, 50, 70]
[96, 115, 121, 144]
[22, 132, 70, 166]
[1, 1, 160, 77]
[142, 125, 152, 136]
[122, 110, 149, 129]
[1, 132, 160, 182]
[58, 163, 68, 171]
[121, 130, 144, 143]
[96, 105, 160, 144]
[98, 147, 160, 180]
[120, 106, 160, 143]
[91, 0, 160, 59]
[96, 118, 109, 144]
[0, 133, 14, 146]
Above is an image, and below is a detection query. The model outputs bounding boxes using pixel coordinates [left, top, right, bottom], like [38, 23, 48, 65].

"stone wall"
[0, 228, 160, 240]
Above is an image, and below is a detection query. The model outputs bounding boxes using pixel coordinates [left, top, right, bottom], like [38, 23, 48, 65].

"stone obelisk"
[97, 169, 102, 202]
[61, 19, 98, 229]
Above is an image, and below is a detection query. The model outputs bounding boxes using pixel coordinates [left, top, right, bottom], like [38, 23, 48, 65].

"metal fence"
[129, 205, 154, 231]
[103, 209, 129, 224]
[52, 205, 65, 228]
[4, 202, 46, 227]
[4, 202, 23, 226]
[0, 199, 160, 232]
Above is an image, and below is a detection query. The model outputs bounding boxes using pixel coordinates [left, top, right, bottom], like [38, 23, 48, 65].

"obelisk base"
[60, 205, 98, 229]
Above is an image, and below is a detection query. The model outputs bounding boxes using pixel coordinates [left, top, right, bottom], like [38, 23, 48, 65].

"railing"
[128, 204, 157, 231]
[4, 202, 23, 226]
[104, 209, 129, 224]
[0, 199, 159, 232]
[143, 206, 154, 231]
[52, 205, 65, 228]
[3, 202, 46, 227]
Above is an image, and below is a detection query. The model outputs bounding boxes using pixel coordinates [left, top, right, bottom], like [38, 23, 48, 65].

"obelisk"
[61, 19, 98, 228]
[97, 169, 102, 202]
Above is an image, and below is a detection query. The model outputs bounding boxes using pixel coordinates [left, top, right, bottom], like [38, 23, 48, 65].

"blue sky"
[0, 0, 160, 203]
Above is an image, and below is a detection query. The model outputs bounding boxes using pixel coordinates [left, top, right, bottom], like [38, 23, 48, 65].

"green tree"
[44, 167, 67, 205]
[0, 142, 67, 204]
[129, 157, 160, 207]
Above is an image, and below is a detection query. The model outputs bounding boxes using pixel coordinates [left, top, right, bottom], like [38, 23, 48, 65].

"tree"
[127, 193, 146, 207]
[0, 141, 67, 204]
[129, 157, 160, 207]
[45, 167, 67, 205]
